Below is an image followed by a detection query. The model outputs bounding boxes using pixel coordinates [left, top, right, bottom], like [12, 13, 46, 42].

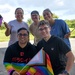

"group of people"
[3, 7, 74, 75]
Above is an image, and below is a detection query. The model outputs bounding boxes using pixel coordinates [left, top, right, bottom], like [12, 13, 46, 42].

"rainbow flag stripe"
[4, 49, 54, 75]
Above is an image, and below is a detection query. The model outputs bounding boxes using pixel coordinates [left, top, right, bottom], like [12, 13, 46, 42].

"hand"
[12, 71, 20, 75]
[4, 22, 10, 29]
[64, 32, 71, 38]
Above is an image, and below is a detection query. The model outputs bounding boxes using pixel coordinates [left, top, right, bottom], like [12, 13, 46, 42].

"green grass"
[70, 28, 75, 38]
[0, 28, 75, 42]
[0, 29, 10, 42]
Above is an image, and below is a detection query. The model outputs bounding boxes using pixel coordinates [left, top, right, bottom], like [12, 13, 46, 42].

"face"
[15, 9, 24, 21]
[31, 14, 40, 22]
[43, 11, 52, 21]
[38, 25, 50, 39]
[17, 30, 29, 44]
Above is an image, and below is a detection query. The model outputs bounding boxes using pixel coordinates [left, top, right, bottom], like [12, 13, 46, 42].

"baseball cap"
[31, 10, 39, 15]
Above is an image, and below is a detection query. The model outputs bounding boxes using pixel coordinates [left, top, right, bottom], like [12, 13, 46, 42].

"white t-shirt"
[8, 20, 29, 46]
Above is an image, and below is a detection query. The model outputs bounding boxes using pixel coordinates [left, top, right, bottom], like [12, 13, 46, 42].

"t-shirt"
[50, 19, 71, 48]
[8, 20, 29, 46]
[3, 41, 37, 75]
[29, 23, 42, 46]
[37, 35, 71, 75]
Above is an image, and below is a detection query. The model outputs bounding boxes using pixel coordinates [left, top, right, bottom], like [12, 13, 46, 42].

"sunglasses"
[39, 26, 49, 31]
[18, 33, 28, 37]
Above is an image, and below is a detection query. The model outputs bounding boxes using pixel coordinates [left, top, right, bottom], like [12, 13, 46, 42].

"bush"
[0, 23, 6, 30]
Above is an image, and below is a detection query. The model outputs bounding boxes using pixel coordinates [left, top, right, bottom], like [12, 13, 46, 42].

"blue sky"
[0, 0, 75, 22]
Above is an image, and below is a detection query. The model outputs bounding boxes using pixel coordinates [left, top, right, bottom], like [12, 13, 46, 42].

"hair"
[15, 7, 24, 14]
[17, 27, 29, 35]
[38, 20, 50, 28]
[31, 10, 39, 15]
[43, 8, 53, 15]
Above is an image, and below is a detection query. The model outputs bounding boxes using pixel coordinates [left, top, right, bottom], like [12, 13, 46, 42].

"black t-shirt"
[37, 35, 71, 75]
[4, 41, 37, 63]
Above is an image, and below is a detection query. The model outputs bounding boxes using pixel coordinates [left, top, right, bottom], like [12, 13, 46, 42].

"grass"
[0, 28, 75, 42]
[0, 29, 10, 42]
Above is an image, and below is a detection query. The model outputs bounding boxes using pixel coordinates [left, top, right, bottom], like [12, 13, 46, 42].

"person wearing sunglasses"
[3, 27, 38, 75]
[37, 20, 74, 75]
[29, 10, 42, 46]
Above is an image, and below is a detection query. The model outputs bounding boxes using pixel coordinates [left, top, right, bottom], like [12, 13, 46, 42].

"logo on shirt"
[51, 48, 54, 50]
[20, 52, 24, 56]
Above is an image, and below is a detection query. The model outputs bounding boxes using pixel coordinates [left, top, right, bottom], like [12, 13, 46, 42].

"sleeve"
[24, 22, 29, 31]
[3, 62, 15, 75]
[8, 21, 12, 30]
[3, 47, 15, 75]
[57, 37, 71, 54]
[61, 20, 70, 34]
[29, 24, 34, 36]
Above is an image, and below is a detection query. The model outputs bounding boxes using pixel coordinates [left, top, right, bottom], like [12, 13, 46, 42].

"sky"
[0, 0, 75, 22]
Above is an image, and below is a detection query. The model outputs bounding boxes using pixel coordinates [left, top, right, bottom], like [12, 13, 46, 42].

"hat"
[31, 10, 39, 15]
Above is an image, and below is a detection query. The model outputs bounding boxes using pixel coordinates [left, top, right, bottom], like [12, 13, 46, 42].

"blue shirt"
[50, 19, 71, 48]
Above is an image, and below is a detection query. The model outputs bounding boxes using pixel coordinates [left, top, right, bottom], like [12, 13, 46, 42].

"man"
[29, 10, 42, 46]
[3, 27, 37, 75]
[37, 20, 74, 75]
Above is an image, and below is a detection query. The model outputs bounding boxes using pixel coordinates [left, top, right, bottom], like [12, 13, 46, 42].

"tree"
[52, 13, 59, 19]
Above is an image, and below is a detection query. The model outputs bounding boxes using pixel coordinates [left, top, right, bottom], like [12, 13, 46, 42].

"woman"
[4, 7, 29, 46]
[43, 8, 71, 48]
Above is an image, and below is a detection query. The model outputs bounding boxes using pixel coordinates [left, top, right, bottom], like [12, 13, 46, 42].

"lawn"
[0, 28, 75, 42]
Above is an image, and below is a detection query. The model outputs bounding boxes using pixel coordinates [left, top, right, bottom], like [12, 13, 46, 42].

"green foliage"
[70, 28, 75, 38]
[0, 23, 6, 30]
[27, 19, 33, 26]
[53, 13, 59, 19]
[0, 29, 9, 42]
[65, 19, 75, 28]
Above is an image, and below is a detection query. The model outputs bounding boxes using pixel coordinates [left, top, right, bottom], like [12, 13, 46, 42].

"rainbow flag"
[4, 49, 54, 75]
[20, 49, 54, 75]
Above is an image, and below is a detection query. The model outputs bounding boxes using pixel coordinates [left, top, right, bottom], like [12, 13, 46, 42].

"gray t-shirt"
[8, 20, 29, 46]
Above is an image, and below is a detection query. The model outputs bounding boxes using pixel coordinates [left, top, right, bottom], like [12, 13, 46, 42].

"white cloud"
[0, 0, 75, 22]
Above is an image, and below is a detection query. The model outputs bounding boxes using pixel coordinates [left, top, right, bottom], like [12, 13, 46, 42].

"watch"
[62, 70, 69, 75]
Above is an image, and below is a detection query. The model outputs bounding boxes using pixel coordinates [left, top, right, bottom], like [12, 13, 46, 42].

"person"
[4, 7, 29, 46]
[43, 8, 71, 48]
[3, 27, 38, 75]
[37, 20, 74, 75]
[29, 10, 42, 46]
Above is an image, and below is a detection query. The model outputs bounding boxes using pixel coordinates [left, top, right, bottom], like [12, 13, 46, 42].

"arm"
[4, 62, 20, 75]
[61, 20, 71, 38]
[3, 62, 16, 75]
[58, 51, 74, 75]
[64, 32, 71, 38]
[29, 25, 34, 36]
[4, 22, 10, 36]
[65, 51, 74, 73]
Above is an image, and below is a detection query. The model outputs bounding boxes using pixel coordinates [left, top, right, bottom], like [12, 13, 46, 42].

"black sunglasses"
[18, 33, 28, 37]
